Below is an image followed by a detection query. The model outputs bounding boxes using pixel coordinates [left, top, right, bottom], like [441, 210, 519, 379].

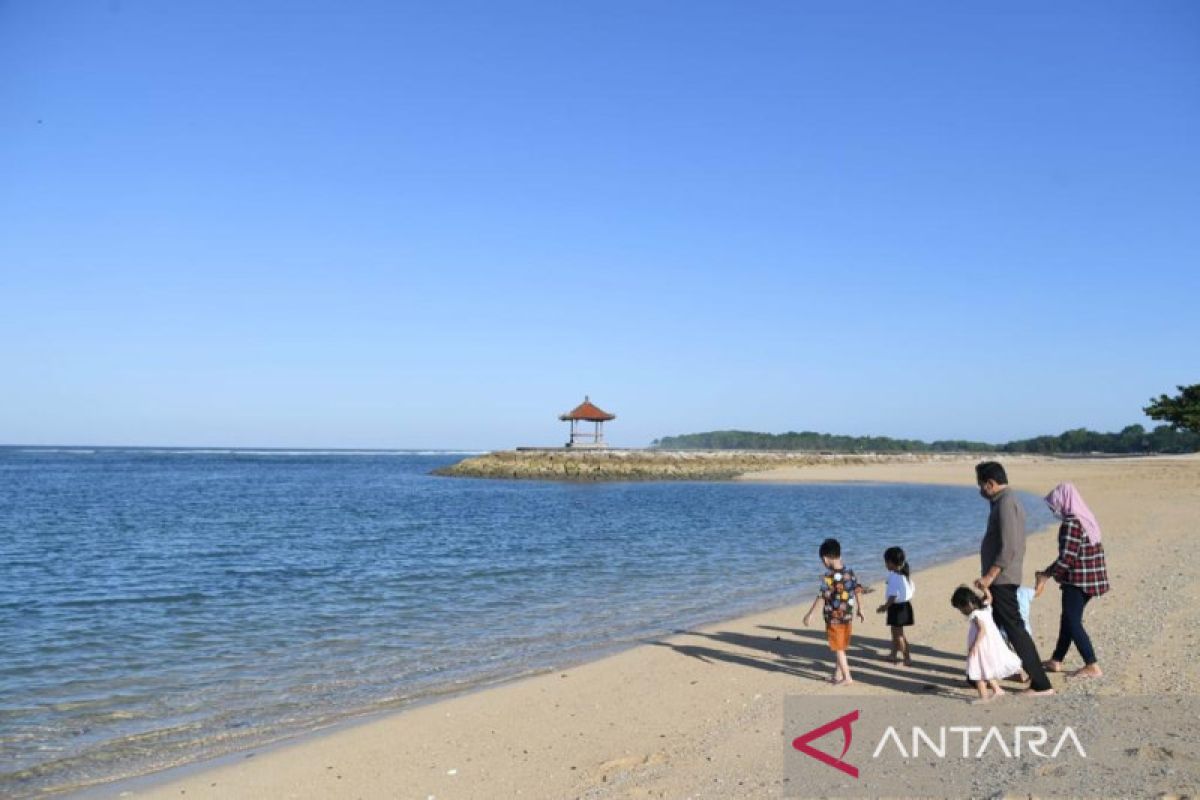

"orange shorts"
[826, 623, 852, 652]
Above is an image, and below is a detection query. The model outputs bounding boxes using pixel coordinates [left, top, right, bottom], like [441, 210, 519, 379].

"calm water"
[0, 449, 1053, 797]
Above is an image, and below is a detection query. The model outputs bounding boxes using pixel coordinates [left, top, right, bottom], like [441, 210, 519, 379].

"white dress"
[966, 607, 1023, 681]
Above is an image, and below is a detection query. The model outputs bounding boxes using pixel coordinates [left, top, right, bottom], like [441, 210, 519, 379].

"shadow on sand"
[651, 624, 977, 697]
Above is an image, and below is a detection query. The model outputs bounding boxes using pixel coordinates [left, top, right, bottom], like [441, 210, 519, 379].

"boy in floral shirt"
[803, 538, 865, 685]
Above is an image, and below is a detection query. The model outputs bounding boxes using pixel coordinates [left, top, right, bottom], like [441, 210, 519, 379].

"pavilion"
[559, 396, 616, 448]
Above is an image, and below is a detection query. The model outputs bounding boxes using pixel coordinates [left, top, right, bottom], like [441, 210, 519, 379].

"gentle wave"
[51, 592, 211, 609]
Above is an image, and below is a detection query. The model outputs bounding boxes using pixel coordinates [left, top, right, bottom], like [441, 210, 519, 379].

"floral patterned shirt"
[819, 566, 859, 625]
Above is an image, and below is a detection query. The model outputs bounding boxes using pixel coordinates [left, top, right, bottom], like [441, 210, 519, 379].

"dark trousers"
[1052, 584, 1097, 665]
[990, 583, 1052, 691]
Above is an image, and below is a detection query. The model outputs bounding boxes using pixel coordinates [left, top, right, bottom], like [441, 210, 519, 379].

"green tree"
[1144, 384, 1200, 435]
[1117, 424, 1148, 453]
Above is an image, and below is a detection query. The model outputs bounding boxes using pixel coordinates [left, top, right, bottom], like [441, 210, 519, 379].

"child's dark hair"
[884, 546, 909, 578]
[950, 585, 985, 612]
[818, 538, 841, 559]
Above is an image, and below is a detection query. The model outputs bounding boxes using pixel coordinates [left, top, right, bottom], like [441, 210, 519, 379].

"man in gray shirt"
[974, 461, 1054, 694]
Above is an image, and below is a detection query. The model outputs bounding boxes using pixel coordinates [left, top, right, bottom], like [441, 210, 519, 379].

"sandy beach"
[111, 454, 1200, 799]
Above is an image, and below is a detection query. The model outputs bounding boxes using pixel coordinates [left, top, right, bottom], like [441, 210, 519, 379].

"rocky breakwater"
[433, 449, 956, 481]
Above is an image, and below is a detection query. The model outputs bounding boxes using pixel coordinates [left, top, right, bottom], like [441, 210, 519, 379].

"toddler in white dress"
[951, 585, 1022, 703]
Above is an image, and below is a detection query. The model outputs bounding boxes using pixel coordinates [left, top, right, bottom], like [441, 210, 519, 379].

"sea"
[0, 448, 1054, 797]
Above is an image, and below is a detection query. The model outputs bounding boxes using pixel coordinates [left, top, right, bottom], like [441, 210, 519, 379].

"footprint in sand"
[1036, 763, 1070, 778]
[1125, 745, 1175, 761]
[595, 752, 669, 783]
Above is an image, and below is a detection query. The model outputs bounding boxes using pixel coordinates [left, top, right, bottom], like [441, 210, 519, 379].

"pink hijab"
[1045, 482, 1102, 545]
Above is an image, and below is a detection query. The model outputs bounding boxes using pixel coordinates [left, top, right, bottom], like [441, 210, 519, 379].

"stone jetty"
[433, 449, 968, 481]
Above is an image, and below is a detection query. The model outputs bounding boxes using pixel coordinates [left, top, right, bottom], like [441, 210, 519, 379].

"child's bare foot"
[1070, 664, 1103, 679]
[1021, 687, 1056, 696]
[881, 652, 899, 663]
[969, 694, 994, 704]
[902, 657, 913, 667]
[992, 686, 1007, 698]
[1042, 659, 1063, 673]
[832, 677, 854, 686]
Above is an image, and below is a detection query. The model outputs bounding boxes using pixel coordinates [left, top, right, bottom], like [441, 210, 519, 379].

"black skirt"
[886, 601, 914, 627]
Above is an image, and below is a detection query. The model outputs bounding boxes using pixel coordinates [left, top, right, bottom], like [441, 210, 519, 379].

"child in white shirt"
[875, 546, 915, 666]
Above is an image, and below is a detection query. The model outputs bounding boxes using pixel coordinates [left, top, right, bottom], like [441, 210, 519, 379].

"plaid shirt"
[1047, 517, 1109, 596]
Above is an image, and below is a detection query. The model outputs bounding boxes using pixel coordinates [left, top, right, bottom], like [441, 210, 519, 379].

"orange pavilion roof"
[559, 396, 615, 421]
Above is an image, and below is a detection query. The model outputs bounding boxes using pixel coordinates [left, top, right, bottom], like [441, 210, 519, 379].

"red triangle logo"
[791, 709, 859, 778]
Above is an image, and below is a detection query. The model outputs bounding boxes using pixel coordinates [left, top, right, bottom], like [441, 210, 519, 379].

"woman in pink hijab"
[1035, 482, 1109, 678]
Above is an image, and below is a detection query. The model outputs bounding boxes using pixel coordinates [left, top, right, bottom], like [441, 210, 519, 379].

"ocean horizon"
[0, 448, 1053, 797]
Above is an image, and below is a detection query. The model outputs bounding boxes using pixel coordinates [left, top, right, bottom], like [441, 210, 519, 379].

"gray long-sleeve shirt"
[980, 488, 1026, 586]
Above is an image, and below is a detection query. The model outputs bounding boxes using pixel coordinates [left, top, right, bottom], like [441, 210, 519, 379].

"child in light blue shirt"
[1016, 586, 1035, 639]
[998, 585, 1036, 682]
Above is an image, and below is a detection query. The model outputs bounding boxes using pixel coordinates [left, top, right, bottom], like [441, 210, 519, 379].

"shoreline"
[69, 586, 815, 799]
[78, 455, 1200, 798]
[70, 482, 992, 799]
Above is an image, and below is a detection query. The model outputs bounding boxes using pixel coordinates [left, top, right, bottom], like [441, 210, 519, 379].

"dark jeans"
[990, 583, 1052, 691]
[1052, 584, 1097, 665]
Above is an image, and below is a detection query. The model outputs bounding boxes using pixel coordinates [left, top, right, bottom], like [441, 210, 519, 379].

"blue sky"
[2, 1, 1197, 449]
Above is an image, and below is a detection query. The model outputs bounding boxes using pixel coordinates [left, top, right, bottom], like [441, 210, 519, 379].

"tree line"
[652, 384, 1200, 454]
[650, 424, 1199, 454]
